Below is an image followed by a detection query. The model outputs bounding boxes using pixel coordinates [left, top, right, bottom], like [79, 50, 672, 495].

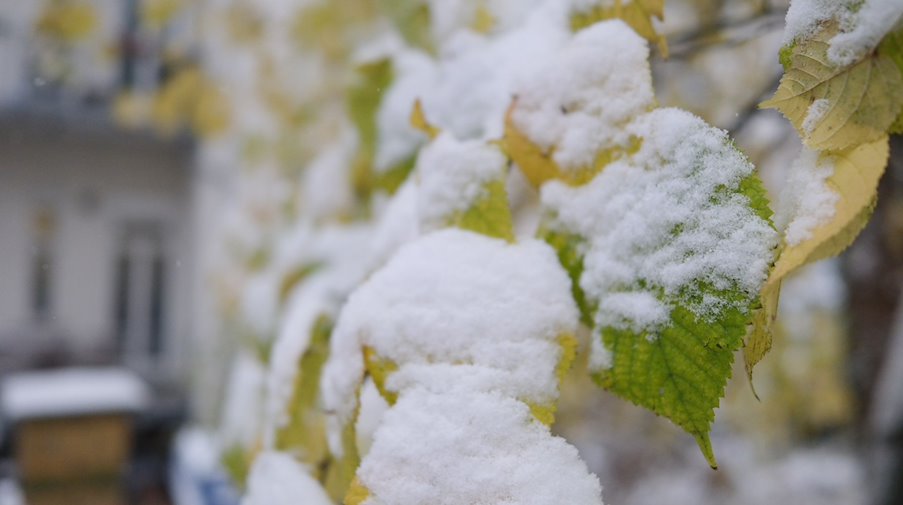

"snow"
[375, 50, 435, 173]
[1, 367, 149, 421]
[300, 129, 357, 222]
[782, 0, 903, 66]
[801, 98, 830, 135]
[242, 451, 332, 505]
[542, 108, 778, 333]
[512, 21, 654, 171]
[776, 147, 838, 247]
[358, 387, 603, 505]
[321, 228, 579, 439]
[355, 378, 389, 459]
[827, 0, 903, 66]
[219, 352, 267, 450]
[415, 133, 507, 231]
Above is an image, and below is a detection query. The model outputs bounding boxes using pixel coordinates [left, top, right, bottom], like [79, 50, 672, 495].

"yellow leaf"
[451, 179, 515, 242]
[36, 1, 98, 42]
[500, 102, 563, 187]
[744, 137, 888, 377]
[344, 476, 370, 505]
[761, 24, 903, 151]
[570, 0, 668, 57]
[364, 346, 399, 405]
[410, 99, 439, 139]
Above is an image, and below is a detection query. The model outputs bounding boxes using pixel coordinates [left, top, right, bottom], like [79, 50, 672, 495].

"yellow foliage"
[570, 0, 668, 57]
[762, 23, 903, 151]
[36, 1, 98, 42]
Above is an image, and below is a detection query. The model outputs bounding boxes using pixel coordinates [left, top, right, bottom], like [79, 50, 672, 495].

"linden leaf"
[761, 23, 903, 151]
[540, 109, 778, 467]
[274, 315, 333, 470]
[451, 179, 515, 242]
[378, 0, 434, 53]
[344, 476, 370, 505]
[324, 402, 362, 502]
[410, 99, 440, 139]
[363, 346, 399, 405]
[744, 138, 889, 377]
[570, 0, 667, 56]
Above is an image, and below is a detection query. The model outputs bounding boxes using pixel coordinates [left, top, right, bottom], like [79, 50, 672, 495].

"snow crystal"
[321, 229, 578, 428]
[415, 133, 507, 231]
[783, 0, 903, 67]
[242, 452, 332, 505]
[776, 147, 839, 247]
[542, 108, 778, 332]
[358, 387, 603, 505]
[512, 20, 654, 171]
[801, 98, 830, 135]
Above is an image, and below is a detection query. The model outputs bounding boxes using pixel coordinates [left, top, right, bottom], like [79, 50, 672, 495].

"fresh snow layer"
[542, 108, 778, 333]
[242, 451, 332, 505]
[321, 228, 578, 427]
[512, 20, 654, 171]
[801, 98, 830, 135]
[416, 133, 507, 231]
[783, 0, 903, 66]
[776, 147, 839, 247]
[1, 368, 149, 420]
[358, 387, 603, 505]
[375, 49, 435, 173]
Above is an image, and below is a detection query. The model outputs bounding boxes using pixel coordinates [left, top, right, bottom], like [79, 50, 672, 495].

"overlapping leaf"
[762, 23, 903, 151]
[570, 0, 667, 56]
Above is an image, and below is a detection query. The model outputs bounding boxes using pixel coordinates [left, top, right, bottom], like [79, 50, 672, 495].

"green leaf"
[761, 22, 903, 151]
[450, 179, 515, 242]
[274, 314, 333, 470]
[378, 0, 433, 53]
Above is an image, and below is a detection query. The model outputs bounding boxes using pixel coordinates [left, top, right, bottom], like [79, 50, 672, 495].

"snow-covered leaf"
[541, 108, 778, 467]
[762, 22, 903, 151]
[570, 0, 667, 56]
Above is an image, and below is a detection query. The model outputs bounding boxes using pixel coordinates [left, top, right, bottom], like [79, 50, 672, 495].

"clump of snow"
[1, 368, 149, 421]
[416, 133, 507, 231]
[782, 0, 903, 67]
[417, 2, 570, 140]
[542, 108, 778, 333]
[355, 378, 389, 459]
[321, 228, 579, 427]
[775, 147, 839, 247]
[242, 451, 332, 505]
[588, 332, 614, 371]
[827, 0, 903, 66]
[358, 387, 603, 505]
[782, 0, 850, 47]
[512, 20, 654, 171]
[801, 98, 830, 135]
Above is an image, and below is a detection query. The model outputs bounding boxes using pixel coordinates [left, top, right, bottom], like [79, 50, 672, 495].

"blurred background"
[0, 0, 900, 504]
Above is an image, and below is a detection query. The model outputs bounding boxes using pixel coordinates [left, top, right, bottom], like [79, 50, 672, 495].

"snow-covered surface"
[359, 387, 603, 505]
[1, 367, 149, 421]
[783, 0, 903, 66]
[512, 21, 654, 171]
[416, 133, 507, 230]
[242, 451, 332, 505]
[0, 479, 23, 505]
[542, 108, 778, 335]
[776, 147, 838, 246]
[321, 229, 579, 427]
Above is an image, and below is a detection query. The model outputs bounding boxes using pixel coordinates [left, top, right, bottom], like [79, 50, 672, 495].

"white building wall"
[0, 122, 193, 376]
